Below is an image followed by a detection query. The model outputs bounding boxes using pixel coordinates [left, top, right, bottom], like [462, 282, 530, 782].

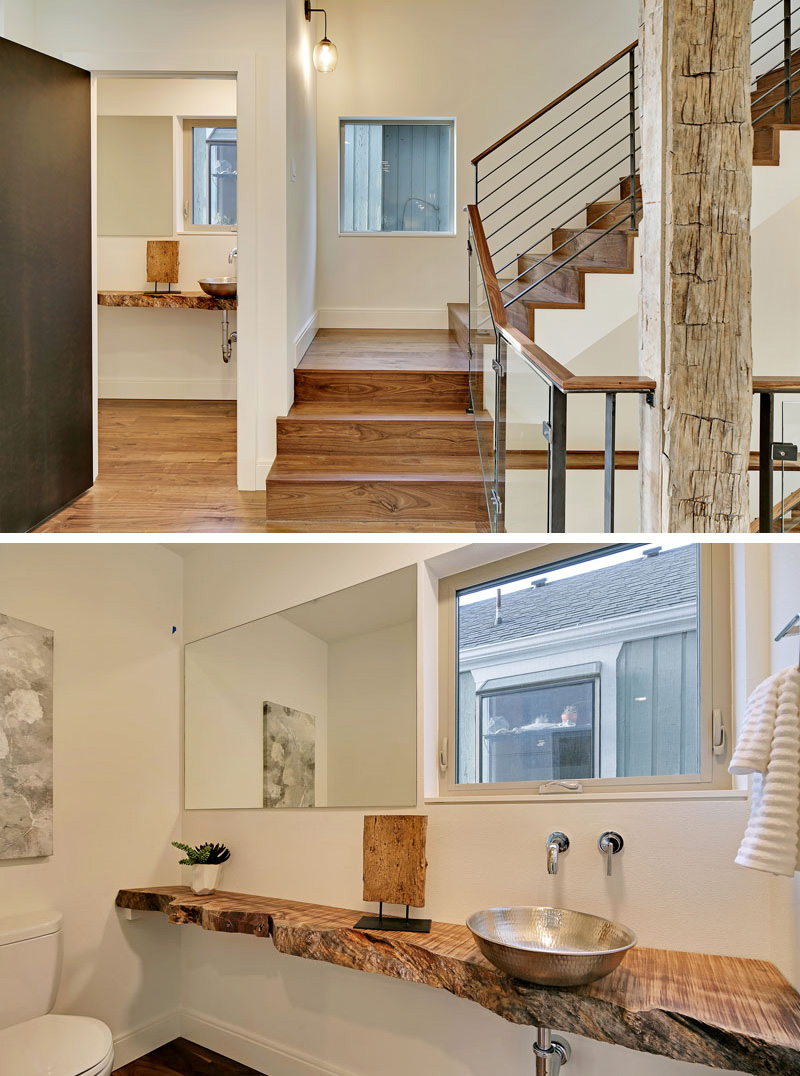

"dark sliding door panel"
[0, 37, 92, 532]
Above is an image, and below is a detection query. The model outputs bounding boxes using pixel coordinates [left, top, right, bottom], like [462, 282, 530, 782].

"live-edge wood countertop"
[116, 886, 800, 1074]
[98, 291, 237, 311]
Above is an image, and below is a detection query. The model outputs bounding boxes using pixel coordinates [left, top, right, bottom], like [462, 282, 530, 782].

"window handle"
[439, 737, 448, 772]
[539, 781, 583, 795]
[183, 199, 190, 220]
[712, 709, 726, 756]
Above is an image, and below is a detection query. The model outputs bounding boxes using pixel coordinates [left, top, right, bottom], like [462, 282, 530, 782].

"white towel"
[729, 665, 800, 876]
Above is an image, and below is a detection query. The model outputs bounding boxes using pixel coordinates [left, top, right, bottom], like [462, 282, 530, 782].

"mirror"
[184, 566, 417, 809]
[97, 116, 174, 236]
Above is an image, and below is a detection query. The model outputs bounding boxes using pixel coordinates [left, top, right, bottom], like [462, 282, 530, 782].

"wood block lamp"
[145, 240, 180, 295]
[354, 815, 431, 934]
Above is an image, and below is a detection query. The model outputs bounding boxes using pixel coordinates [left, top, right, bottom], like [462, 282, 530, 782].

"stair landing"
[265, 329, 490, 532]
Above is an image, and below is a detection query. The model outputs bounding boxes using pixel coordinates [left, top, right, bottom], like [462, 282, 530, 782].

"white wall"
[174, 541, 790, 1076]
[96, 78, 238, 400]
[15, 0, 296, 490]
[314, 0, 639, 329]
[286, 3, 318, 366]
[0, 544, 183, 1067]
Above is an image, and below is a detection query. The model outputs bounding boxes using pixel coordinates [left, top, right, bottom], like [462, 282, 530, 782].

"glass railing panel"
[468, 227, 499, 529]
[499, 338, 552, 532]
[772, 394, 800, 533]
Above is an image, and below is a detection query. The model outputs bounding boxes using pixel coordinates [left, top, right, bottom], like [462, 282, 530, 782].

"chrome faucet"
[546, 832, 569, 875]
[228, 247, 238, 265]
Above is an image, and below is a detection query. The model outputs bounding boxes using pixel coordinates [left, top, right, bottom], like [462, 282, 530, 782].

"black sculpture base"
[354, 903, 431, 934]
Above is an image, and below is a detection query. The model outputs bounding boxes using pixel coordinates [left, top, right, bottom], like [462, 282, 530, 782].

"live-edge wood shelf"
[116, 887, 800, 1074]
[98, 291, 236, 311]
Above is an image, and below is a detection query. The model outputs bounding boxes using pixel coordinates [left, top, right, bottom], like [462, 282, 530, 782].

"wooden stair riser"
[619, 174, 641, 200]
[294, 369, 469, 409]
[551, 226, 634, 267]
[276, 416, 486, 456]
[511, 257, 583, 303]
[266, 478, 487, 524]
[586, 200, 643, 229]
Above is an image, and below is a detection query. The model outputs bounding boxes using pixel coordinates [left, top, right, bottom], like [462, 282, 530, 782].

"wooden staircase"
[265, 330, 489, 531]
[449, 53, 800, 356]
[265, 49, 800, 534]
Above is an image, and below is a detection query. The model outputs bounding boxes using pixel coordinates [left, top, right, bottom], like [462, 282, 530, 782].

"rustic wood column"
[638, 0, 753, 532]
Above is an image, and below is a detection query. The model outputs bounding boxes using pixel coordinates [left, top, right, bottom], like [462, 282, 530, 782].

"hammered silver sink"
[198, 276, 237, 298]
[467, 906, 636, 987]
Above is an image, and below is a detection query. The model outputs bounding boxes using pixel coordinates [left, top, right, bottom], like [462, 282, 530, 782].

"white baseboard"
[181, 1009, 360, 1076]
[318, 307, 448, 330]
[99, 378, 237, 401]
[294, 310, 319, 367]
[113, 1010, 181, 1069]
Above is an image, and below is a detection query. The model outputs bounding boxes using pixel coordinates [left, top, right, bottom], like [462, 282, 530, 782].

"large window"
[439, 543, 731, 796]
[182, 119, 237, 231]
[339, 119, 455, 235]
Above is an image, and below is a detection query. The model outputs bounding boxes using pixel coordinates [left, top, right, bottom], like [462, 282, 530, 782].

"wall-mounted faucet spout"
[546, 832, 569, 875]
[228, 247, 238, 265]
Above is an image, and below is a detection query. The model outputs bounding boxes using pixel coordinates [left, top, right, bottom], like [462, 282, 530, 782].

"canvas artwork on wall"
[0, 613, 54, 859]
[263, 701, 315, 808]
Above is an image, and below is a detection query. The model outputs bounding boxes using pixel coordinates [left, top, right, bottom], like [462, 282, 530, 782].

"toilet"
[0, 911, 113, 1076]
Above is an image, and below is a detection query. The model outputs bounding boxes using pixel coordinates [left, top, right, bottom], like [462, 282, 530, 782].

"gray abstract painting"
[263, 701, 315, 808]
[0, 614, 54, 859]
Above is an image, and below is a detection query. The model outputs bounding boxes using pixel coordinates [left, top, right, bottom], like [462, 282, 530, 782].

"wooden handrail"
[467, 205, 656, 395]
[752, 376, 800, 392]
[471, 40, 638, 166]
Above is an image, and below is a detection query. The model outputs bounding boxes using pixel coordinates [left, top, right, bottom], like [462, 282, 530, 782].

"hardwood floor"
[113, 1038, 263, 1075]
[36, 367, 489, 533]
[36, 401, 268, 534]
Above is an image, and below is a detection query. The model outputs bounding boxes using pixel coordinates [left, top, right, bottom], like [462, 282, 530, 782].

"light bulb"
[313, 36, 338, 73]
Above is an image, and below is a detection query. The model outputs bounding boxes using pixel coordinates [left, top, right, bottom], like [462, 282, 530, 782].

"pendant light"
[304, 1, 339, 73]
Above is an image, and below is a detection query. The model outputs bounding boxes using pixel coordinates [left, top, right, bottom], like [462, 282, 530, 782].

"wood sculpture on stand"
[354, 814, 431, 933]
[145, 240, 180, 295]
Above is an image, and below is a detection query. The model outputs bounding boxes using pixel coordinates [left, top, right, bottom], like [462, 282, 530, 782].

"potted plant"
[172, 841, 231, 895]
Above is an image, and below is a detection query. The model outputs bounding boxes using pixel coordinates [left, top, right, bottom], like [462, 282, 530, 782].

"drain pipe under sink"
[533, 1029, 571, 1076]
[221, 309, 237, 363]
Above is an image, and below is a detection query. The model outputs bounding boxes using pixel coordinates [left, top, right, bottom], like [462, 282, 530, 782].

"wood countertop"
[116, 886, 800, 1074]
[98, 291, 236, 311]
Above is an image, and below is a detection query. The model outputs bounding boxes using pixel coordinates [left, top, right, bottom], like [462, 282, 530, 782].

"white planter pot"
[191, 864, 224, 895]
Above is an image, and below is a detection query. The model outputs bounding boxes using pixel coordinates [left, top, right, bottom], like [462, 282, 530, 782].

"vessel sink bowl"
[198, 277, 237, 298]
[466, 906, 637, 987]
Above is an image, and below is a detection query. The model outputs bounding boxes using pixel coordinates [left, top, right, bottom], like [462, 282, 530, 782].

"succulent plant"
[172, 840, 231, 866]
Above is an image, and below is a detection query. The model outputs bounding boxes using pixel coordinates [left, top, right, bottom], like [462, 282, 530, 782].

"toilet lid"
[0, 1014, 113, 1076]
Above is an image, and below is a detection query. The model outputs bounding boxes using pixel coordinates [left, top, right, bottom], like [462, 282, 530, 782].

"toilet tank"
[0, 911, 63, 1030]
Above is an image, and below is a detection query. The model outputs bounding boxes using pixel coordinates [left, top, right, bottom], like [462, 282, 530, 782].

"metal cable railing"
[472, 42, 640, 318]
[751, 0, 799, 125]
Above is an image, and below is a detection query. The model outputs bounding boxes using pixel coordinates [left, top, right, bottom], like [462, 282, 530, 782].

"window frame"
[180, 117, 238, 235]
[338, 116, 457, 238]
[437, 543, 732, 798]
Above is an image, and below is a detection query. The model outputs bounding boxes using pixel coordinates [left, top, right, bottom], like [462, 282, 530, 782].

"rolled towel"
[730, 666, 800, 877]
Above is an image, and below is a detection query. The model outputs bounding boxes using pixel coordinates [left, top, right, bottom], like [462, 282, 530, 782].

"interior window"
[442, 543, 729, 794]
[339, 119, 455, 235]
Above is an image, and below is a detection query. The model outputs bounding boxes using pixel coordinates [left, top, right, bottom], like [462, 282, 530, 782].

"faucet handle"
[598, 831, 623, 876]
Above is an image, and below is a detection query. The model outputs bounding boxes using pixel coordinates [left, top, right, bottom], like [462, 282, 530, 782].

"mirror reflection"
[184, 566, 417, 809]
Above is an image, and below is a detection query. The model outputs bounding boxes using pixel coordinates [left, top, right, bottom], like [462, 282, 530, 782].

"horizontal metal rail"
[499, 187, 640, 299]
[478, 88, 634, 204]
[490, 152, 637, 261]
[481, 115, 635, 223]
[753, 79, 800, 124]
[472, 40, 638, 166]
